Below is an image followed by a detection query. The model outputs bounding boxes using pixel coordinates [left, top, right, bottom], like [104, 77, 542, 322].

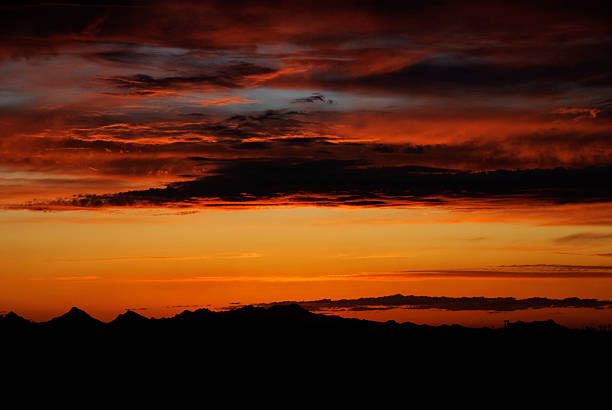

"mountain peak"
[64, 306, 93, 318]
[266, 303, 311, 316]
[2, 311, 29, 323]
[46, 306, 102, 326]
[112, 310, 148, 324]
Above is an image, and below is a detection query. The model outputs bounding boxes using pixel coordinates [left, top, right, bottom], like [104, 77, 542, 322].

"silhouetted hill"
[0, 312, 31, 329]
[44, 307, 103, 329]
[505, 318, 567, 332]
[170, 307, 215, 322]
[110, 310, 149, 326]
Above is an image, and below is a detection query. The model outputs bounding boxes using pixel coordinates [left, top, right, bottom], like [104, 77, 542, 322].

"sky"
[1, 0, 612, 326]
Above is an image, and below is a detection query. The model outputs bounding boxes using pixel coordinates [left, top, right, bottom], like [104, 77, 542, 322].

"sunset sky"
[1, 0, 611, 326]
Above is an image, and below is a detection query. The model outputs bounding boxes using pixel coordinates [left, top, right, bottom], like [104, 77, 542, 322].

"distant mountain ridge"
[0, 303, 600, 331]
[2, 304, 610, 370]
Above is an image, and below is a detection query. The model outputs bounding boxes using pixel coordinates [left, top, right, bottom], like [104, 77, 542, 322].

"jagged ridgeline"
[1, 304, 610, 360]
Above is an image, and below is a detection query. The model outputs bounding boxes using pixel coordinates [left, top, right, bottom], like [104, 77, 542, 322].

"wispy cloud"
[119, 264, 612, 284]
[554, 232, 612, 244]
[54, 276, 99, 281]
[553, 107, 601, 119]
[332, 253, 415, 259]
[351, 264, 612, 279]
[46, 253, 261, 262]
[197, 97, 256, 106]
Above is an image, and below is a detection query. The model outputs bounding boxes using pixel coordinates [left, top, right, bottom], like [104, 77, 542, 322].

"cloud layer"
[0, 1, 611, 210]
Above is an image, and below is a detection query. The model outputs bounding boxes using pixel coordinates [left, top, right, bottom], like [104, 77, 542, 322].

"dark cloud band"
[18, 161, 612, 209]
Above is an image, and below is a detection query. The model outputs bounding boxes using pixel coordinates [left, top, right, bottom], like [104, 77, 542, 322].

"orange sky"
[1, 1, 611, 326]
[1, 206, 611, 324]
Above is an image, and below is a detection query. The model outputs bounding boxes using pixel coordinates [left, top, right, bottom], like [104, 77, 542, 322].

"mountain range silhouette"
[1, 303, 606, 339]
[1, 304, 610, 382]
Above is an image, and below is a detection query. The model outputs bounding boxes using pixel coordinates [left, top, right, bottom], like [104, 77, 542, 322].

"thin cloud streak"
[103, 264, 612, 283]
[253, 293, 612, 312]
[554, 232, 612, 244]
[45, 253, 261, 262]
